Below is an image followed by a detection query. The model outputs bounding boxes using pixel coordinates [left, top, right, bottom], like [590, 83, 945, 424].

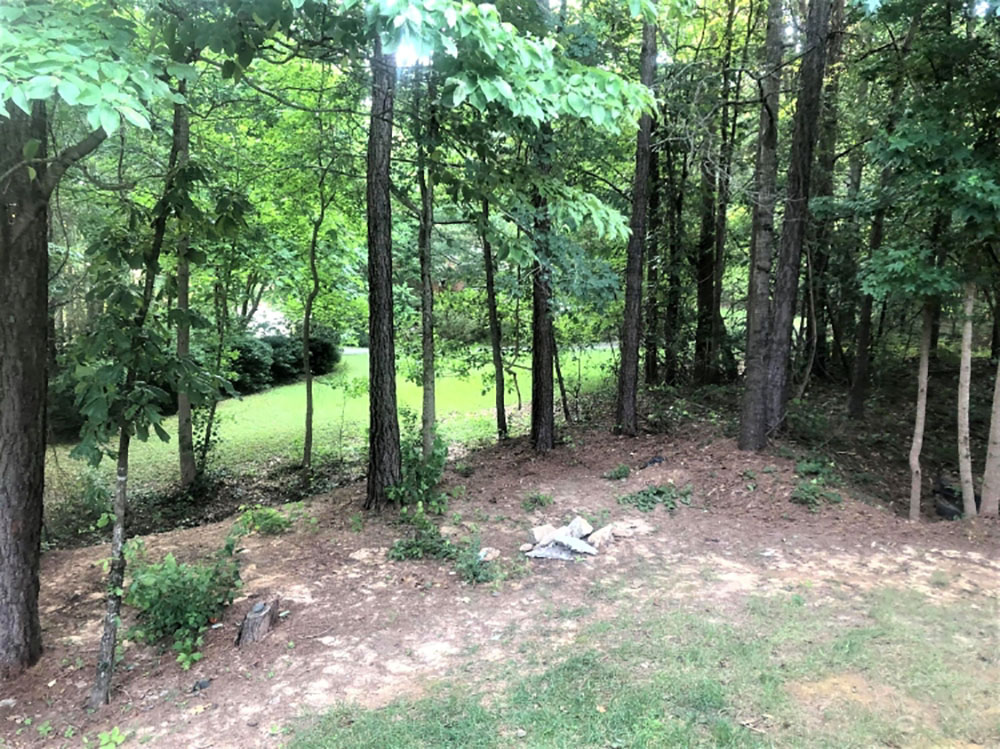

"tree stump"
[235, 599, 279, 646]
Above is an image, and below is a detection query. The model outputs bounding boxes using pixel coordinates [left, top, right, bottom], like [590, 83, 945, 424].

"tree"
[0, 0, 168, 678]
[365, 37, 402, 511]
[738, 0, 784, 450]
[616, 18, 657, 436]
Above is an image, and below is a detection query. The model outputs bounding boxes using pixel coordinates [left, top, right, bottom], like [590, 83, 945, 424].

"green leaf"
[98, 105, 119, 135]
[10, 85, 30, 114]
[24, 75, 57, 100]
[118, 105, 150, 130]
[56, 79, 81, 105]
[22, 138, 40, 160]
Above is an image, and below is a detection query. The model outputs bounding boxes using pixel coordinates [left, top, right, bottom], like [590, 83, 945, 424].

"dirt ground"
[2, 424, 998, 748]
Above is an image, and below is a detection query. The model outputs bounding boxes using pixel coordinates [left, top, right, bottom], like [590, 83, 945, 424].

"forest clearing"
[3, 0, 1000, 747]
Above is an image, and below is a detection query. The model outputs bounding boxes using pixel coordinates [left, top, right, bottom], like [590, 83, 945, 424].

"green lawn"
[46, 349, 614, 500]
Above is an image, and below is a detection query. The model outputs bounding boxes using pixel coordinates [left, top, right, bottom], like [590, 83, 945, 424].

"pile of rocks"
[520, 516, 652, 560]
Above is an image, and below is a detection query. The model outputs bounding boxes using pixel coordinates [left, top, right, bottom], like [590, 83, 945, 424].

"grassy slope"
[46, 350, 613, 497]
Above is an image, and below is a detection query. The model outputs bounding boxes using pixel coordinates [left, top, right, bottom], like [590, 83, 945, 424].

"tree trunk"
[365, 39, 401, 510]
[693, 152, 716, 385]
[417, 76, 437, 459]
[531, 126, 556, 453]
[644, 143, 661, 385]
[302, 218, 321, 472]
[88, 428, 130, 708]
[554, 338, 572, 424]
[174, 93, 196, 490]
[738, 0, 784, 450]
[661, 143, 687, 385]
[480, 199, 508, 441]
[616, 20, 656, 436]
[530, 256, 555, 452]
[765, 0, 833, 434]
[979, 346, 1000, 518]
[909, 304, 933, 522]
[0, 102, 48, 679]
[957, 281, 976, 517]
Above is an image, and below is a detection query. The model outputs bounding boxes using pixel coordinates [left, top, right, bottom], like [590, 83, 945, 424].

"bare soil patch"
[3, 424, 998, 747]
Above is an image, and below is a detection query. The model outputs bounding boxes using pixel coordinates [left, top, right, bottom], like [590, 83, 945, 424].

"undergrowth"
[618, 483, 692, 512]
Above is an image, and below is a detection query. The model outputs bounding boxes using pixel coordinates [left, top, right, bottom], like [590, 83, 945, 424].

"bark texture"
[738, 0, 783, 450]
[765, 0, 833, 433]
[979, 352, 1000, 518]
[365, 41, 402, 510]
[616, 20, 656, 436]
[0, 102, 48, 679]
[530, 128, 555, 453]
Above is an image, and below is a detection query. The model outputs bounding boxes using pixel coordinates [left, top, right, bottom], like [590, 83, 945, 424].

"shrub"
[47, 373, 86, 442]
[261, 334, 302, 384]
[230, 336, 273, 394]
[233, 504, 292, 536]
[306, 326, 341, 375]
[44, 468, 112, 547]
[521, 491, 554, 512]
[387, 502, 456, 561]
[602, 464, 630, 480]
[453, 538, 498, 585]
[124, 539, 241, 669]
[618, 483, 692, 512]
[388, 412, 449, 515]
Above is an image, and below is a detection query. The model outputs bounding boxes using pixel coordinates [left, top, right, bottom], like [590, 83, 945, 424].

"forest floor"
[3, 416, 999, 748]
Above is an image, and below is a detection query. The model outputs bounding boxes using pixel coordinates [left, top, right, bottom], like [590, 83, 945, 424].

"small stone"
[0, 698, 15, 709]
[587, 524, 615, 549]
[518, 543, 534, 552]
[566, 516, 593, 539]
[247, 720, 259, 728]
[515, 728, 527, 738]
[192, 678, 212, 693]
[532, 524, 559, 544]
[478, 547, 501, 562]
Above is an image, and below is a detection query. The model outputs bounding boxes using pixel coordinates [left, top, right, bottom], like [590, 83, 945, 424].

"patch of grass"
[791, 455, 842, 511]
[290, 588, 999, 749]
[233, 505, 293, 536]
[521, 491, 554, 513]
[601, 464, 630, 480]
[618, 482, 692, 512]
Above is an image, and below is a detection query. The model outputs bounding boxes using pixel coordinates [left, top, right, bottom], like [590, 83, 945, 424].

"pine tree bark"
[765, 0, 833, 433]
[480, 198, 507, 441]
[616, 20, 656, 436]
[739, 0, 784, 450]
[0, 102, 48, 679]
[957, 281, 976, 517]
[693, 152, 716, 384]
[365, 39, 402, 510]
[174, 92, 197, 490]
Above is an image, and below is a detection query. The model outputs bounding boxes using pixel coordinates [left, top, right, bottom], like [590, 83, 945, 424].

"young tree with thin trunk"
[616, 19, 657, 436]
[480, 197, 508, 441]
[908, 304, 933, 522]
[957, 281, 976, 517]
[417, 72, 439, 459]
[979, 354, 1000, 518]
[365, 39, 402, 510]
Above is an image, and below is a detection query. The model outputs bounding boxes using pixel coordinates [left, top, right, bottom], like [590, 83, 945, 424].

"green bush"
[44, 468, 112, 547]
[618, 483, 692, 512]
[388, 502, 456, 561]
[124, 539, 241, 668]
[233, 504, 292, 535]
[230, 336, 274, 394]
[453, 538, 498, 585]
[602, 464, 630, 480]
[305, 326, 341, 375]
[261, 334, 302, 384]
[521, 491, 554, 512]
[389, 412, 449, 514]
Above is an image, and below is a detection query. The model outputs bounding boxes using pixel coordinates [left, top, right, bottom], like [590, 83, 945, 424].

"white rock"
[587, 524, 615, 549]
[551, 533, 597, 555]
[531, 524, 559, 544]
[526, 543, 575, 561]
[478, 547, 501, 562]
[566, 516, 594, 539]
[519, 543, 534, 552]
